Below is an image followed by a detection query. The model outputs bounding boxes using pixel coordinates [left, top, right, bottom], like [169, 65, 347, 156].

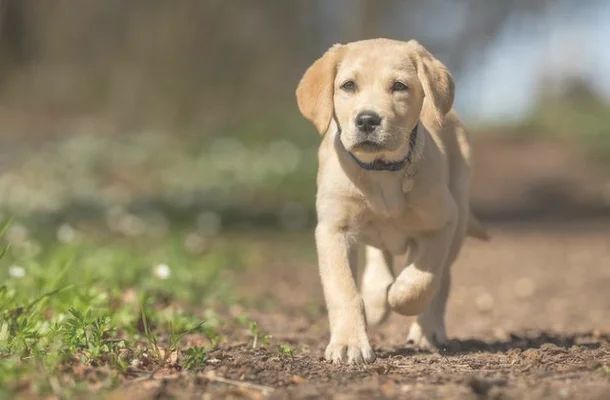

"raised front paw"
[325, 339, 376, 364]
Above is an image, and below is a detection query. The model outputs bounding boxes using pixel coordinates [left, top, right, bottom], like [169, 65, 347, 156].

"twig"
[128, 370, 275, 395]
[129, 370, 184, 383]
[203, 371, 274, 394]
[130, 372, 157, 383]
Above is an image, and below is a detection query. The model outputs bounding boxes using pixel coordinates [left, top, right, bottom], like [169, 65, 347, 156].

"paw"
[325, 340, 376, 364]
[406, 320, 447, 351]
[362, 289, 390, 327]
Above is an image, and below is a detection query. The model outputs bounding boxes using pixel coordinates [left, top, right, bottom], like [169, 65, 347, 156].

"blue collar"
[348, 123, 419, 172]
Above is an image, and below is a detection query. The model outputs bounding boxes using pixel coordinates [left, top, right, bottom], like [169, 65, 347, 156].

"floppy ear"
[296, 44, 344, 135]
[408, 40, 455, 125]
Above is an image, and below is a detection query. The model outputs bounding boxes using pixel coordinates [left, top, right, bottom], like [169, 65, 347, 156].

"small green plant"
[183, 346, 208, 370]
[63, 307, 120, 360]
[277, 344, 294, 357]
[235, 316, 270, 348]
[138, 299, 161, 361]
[249, 321, 271, 349]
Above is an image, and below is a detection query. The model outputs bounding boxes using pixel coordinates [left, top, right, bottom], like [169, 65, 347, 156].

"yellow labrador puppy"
[296, 38, 489, 364]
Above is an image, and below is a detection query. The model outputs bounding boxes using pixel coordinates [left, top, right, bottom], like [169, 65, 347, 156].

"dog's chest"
[355, 190, 450, 255]
[357, 210, 418, 255]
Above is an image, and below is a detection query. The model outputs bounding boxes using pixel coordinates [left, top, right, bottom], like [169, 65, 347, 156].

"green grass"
[0, 119, 322, 397]
[0, 218, 266, 398]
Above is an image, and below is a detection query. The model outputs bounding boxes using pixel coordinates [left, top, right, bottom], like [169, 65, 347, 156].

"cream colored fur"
[296, 38, 489, 364]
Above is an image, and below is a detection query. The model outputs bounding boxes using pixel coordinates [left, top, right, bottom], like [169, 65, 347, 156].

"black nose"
[355, 111, 382, 134]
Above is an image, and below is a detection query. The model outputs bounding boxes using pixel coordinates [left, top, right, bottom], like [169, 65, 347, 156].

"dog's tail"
[467, 210, 490, 241]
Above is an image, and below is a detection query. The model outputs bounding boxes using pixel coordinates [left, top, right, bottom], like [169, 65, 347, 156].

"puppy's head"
[296, 39, 454, 163]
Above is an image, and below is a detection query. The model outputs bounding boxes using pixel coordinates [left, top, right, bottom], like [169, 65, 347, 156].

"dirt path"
[113, 222, 610, 399]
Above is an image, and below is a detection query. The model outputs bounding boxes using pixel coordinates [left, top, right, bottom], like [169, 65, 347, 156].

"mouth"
[350, 140, 385, 153]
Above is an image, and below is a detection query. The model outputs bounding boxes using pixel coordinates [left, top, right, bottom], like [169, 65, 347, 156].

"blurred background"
[0, 0, 609, 236]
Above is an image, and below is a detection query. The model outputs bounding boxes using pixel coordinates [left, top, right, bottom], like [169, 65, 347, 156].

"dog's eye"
[391, 81, 408, 92]
[340, 80, 356, 92]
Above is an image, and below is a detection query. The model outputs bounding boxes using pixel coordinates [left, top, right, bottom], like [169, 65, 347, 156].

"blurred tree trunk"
[0, 0, 31, 74]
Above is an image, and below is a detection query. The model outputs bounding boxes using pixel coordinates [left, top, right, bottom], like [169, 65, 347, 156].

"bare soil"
[109, 222, 610, 400]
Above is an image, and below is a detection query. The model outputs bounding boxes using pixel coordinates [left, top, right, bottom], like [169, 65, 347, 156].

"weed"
[247, 321, 271, 349]
[183, 347, 208, 371]
[278, 344, 294, 357]
[62, 307, 119, 360]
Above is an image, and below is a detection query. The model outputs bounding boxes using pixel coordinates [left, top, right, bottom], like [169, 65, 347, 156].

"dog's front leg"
[315, 224, 375, 364]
